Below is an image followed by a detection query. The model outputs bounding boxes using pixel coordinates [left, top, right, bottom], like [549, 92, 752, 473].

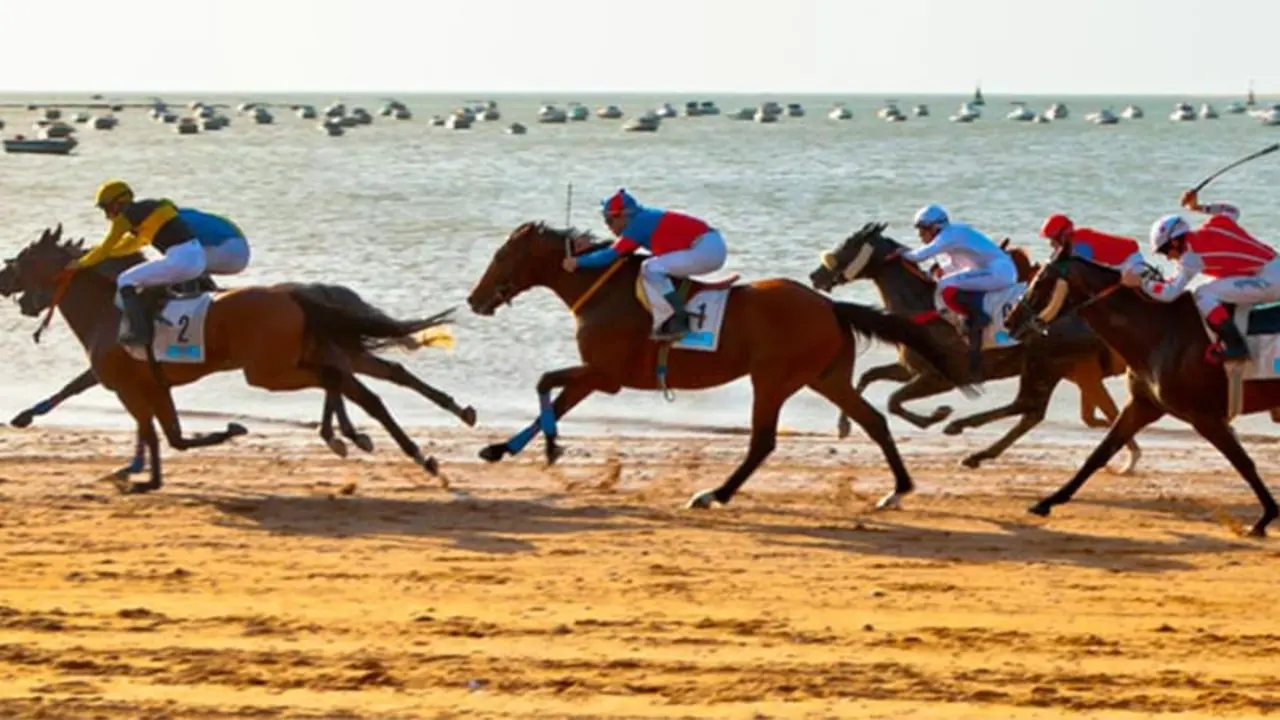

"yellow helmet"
[95, 180, 133, 209]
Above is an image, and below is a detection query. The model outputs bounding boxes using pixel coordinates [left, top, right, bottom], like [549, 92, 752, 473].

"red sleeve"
[612, 237, 640, 254]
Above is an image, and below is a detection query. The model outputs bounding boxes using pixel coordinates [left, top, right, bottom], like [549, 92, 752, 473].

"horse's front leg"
[479, 366, 619, 466]
[10, 368, 99, 427]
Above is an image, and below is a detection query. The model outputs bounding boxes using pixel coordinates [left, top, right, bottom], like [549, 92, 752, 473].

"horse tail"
[290, 283, 457, 353]
[831, 301, 977, 395]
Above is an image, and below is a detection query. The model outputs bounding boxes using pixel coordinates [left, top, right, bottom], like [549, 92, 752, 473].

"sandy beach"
[1, 423, 1279, 719]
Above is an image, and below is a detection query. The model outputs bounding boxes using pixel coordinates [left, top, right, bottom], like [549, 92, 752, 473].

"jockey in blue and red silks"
[563, 188, 728, 340]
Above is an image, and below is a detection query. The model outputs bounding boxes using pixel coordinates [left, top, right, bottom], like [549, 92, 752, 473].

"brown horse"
[809, 222, 1139, 471]
[1, 226, 474, 493]
[1005, 250, 1280, 536]
[466, 221, 975, 510]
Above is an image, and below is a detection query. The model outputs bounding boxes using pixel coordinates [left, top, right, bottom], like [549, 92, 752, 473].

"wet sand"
[1, 424, 1279, 719]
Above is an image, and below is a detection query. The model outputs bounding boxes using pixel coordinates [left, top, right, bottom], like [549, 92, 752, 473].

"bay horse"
[809, 222, 1139, 472]
[0, 225, 473, 494]
[466, 221, 975, 511]
[1005, 250, 1280, 537]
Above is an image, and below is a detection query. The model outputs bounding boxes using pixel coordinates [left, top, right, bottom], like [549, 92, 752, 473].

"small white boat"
[475, 102, 500, 121]
[392, 107, 412, 120]
[1259, 105, 1280, 126]
[445, 112, 472, 130]
[320, 120, 344, 136]
[506, 122, 527, 135]
[251, 107, 274, 124]
[697, 101, 720, 116]
[176, 117, 199, 134]
[653, 103, 678, 118]
[90, 115, 118, 130]
[427, 115, 445, 127]
[949, 102, 980, 123]
[1198, 103, 1219, 119]
[1044, 103, 1070, 119]
[1006, 104, 1035, 121]
[623, 112, 660, 132]
[350, 108, 373, 125]
[912, 104, 929, 117]
[72, 112, 90, 124]
[727, 107, 754, 120]
[567, 103, 589, 121]
[324, 103, 346, 118]
[38, 121, 75, 138]
[1086, 108, 1119, 125]
[758, 101, 782, 119]
[753, 105, 778, 123]
[42, 108, 62, 121]
[199, 116, 225, 131]
[785, 103, 804, 117]
[595, 105, 623, 119]
[877, 103, 905, 122]
[537, 104, 567, 123]
[682, 101, 702, 117]
[1225, 101, 1248, 115]
[3, 134, 78, 155]
[1170, 103, 1195, 121]
[827, 104, 852, 120]
[1121, 104, 1144, 119]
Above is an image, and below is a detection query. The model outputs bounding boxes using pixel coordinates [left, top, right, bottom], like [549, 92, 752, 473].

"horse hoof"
[836, 417, 852, 440]
[352, 433, 374, 453]
[460, 406, 478, 427]
[686, 490, 720, 510]
[123, 481, 159, 495]
[226, 422, 249, 438]
[1248, 524, 1268, 538]
[478, 443, 507, 463]
[1028, 502, 1052, 517]
[943, 421, 964, 437]
[9, 411, 35, 428]
[931, 406, 954, 423]
[874, 492, 903, 511]
[324, 437, 349, 458]
[420, 455, 440, 476]
[960, 455, 983, 469]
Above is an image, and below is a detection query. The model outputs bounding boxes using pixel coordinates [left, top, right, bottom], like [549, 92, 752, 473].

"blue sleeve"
[575, 247, 619, 269]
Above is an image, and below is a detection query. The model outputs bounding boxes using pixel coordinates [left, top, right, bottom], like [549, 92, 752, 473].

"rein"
[568, 258, 624, 314]
[33, 269, 74, 344]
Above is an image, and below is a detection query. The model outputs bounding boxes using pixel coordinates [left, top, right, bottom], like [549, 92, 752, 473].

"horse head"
[467, 221, 607, 316]
[1007, 249, 1120, 341]
[809, 221, 906, 292]
[0, 225, 85, 317]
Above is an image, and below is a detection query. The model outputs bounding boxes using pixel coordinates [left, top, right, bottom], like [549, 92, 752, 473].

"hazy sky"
[6, 0, 1275, 94]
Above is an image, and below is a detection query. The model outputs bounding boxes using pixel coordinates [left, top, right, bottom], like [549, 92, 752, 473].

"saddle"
[138, 275, 219, 314]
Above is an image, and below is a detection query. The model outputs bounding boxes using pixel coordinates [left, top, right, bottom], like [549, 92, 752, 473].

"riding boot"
[1211, 316, 1250, 363]
[957, 290, 990, 381]
[118, 286, 153, 347]
[653, 289, 691, 340]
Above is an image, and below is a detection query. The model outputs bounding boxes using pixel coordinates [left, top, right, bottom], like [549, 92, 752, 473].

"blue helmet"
[602, 188, 640, 220]
[913, 204, 950, 228]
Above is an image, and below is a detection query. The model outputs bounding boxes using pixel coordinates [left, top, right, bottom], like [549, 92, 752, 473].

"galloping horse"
[467, 221, 975, 510]
[1006, 250, 1280, 537]
[0, 226, 474, 493]
[809, 222, 1139, 471]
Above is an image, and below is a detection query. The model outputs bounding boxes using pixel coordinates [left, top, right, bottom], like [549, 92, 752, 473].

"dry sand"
[1, 423, 1279, 719]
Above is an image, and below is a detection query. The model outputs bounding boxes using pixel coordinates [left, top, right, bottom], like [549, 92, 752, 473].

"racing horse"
[809, 221, 1139, 472]
[467, 221, 976, 511]
[0, 225, 473, 493]
[1005, 249, 1280, 537]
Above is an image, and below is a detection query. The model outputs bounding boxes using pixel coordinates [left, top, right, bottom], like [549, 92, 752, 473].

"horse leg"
[952, 375, 1061, 469]
[331, 370, 442, 480]
[1188, 417, 1279, 537]
[687, 379, 794, 509]
[349, 352, 478, 427]
[330, 387, 373, 453]
[10, 368, 98, 427]
[1030, 395, 1164, 518]
[807, 370, 916, 511]
[839, 362, 914, 438]
[149, 382, 249, 451]
[317, 383, 371, 457]
[885, 373, 957, 429]
[1073, 369, 1141, 476]
[477, 369, 607, 464]
[106, 387, 164, 495]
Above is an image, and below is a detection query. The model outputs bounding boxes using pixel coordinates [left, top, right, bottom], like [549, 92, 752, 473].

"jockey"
[1040, 213, 1145, 273]
[70, 180, 251, 347]
[899, 204, 1018, 340]
[563, 188, 727, 340]
[1124, 190, 1280, 363]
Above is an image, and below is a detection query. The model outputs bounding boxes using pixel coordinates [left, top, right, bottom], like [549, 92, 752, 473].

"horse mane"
[532, 221, 623, 257]
[16, 224, 146, 281]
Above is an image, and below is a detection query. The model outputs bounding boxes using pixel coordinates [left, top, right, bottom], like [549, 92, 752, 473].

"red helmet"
[1040, 213, 1074, 242]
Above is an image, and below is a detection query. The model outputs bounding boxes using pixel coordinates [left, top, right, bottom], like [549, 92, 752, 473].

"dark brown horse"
[0, 226, 474, 493]
[809, 222, 1140, 471]
[1006, 250, 1280, 537]
[466, 221, 975, 510]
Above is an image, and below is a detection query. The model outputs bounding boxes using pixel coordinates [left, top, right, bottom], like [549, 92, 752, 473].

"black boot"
[118, 286, 153, 347]
[653, 290, 691, 340]
[957, 290, 990, 380]
[1211, 316, 1249, 363]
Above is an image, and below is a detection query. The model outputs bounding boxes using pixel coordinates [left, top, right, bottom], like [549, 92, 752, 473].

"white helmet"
[913, 204, 950, 228]
[1149, 214, 1189, 254]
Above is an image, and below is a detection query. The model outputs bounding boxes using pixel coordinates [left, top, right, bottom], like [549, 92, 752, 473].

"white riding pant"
[934, 257, 1018, 313]
[116, 236, 251, 290]
[640, 229, 728, 329]
[1193, 257, 1280, 315]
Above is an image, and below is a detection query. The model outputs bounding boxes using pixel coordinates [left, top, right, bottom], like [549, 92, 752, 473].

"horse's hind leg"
[808, 367, 916, 512]
[1071, 365, 1141, 475]
[332, 370, 443, 482]
[147, 386, 248, 451]
[885, 372, 957, 429]
[1190, 415, 1279, 537]
[317, 382, 373, 457]
[838, 362, 914, 438]
[349, 352, 477, 427]
[688, 376, 794, 509]
[953, 374, 1060, 469]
